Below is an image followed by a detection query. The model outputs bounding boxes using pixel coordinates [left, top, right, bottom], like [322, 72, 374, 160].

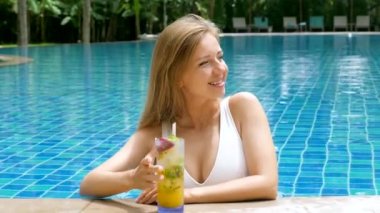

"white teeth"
[209, 81, 224, 86]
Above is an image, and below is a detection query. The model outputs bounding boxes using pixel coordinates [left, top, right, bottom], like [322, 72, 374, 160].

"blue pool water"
[0, 35, 380, 198]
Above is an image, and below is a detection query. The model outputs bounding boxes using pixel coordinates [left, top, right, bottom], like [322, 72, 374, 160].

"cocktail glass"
[155, 136, 184, 213]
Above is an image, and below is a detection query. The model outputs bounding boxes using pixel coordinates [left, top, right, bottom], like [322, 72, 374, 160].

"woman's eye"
[199, 61, 209, 66]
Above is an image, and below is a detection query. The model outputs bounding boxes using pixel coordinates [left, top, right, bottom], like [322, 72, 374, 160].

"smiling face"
[180, 33, 228, 102]
[139, 14, 222, 128]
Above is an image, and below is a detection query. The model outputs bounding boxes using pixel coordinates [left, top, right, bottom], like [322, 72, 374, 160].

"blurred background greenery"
[1, 0, 380, 45]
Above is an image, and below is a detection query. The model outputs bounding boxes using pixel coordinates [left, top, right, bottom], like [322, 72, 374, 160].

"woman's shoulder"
[224, 92, 261, 135]
[136, 125, 161, 134]
[132, 125, 162, 145]
[228, 92, 261, 110]
[227, 92, 264, 121]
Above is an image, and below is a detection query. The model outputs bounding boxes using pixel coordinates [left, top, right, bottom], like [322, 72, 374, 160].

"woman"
[80, 14, 278, 204]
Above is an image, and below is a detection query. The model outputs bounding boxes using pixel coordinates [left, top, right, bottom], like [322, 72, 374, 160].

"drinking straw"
[172, 122, 176, 136]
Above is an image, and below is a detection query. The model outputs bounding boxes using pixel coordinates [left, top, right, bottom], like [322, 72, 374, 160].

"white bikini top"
[162, 97, 248, 188]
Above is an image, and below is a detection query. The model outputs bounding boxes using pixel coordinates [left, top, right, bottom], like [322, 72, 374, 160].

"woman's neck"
[177, 98, 221, 130]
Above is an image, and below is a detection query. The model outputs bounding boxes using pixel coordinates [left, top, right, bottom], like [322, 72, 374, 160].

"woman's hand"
[133, 151, 161, 204]
[136, 186, 157, 204]
[130, 152, 163, 190]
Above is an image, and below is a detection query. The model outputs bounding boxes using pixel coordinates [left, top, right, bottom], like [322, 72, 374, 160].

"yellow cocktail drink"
[155, 136, 184, 212]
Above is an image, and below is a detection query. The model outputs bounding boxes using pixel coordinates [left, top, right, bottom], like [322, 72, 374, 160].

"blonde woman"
[80, 14, 278, 204]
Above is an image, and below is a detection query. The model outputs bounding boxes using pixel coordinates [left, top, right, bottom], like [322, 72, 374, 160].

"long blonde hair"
[138, 14, 220, 129]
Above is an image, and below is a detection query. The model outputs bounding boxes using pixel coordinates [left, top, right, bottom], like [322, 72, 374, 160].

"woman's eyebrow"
[196, 55, 210, 62]
[196, 51, 223, 61]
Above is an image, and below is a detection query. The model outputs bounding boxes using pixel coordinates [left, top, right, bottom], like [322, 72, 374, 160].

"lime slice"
[167, 134, 179, 142]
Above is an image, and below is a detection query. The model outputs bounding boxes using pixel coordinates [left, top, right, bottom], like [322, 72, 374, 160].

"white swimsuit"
[162, 97, 248, 188]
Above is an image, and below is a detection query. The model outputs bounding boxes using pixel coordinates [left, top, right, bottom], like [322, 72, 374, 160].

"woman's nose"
[214, 60, 227, 75]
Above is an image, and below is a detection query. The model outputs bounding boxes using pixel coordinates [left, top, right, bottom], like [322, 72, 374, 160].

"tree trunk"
[248, 0, 253, 28]
[147, 3, 157, 34]
[163, 0, 167, 28]
[78, 15, 82, 43]
[41, 15, 46, 42]
[106, 16, 117, 41]
[17, 0, 28, 47]
[134, 0, 141, 38]
[377, 6, 380, 30]
[82, 0, 91, 44]
[92, 21, 96, 42]
[209, 0, 215, 19]
[101, 21, 106, 41]
[299, 0, 303, 22]
[350, 0, 353, 24]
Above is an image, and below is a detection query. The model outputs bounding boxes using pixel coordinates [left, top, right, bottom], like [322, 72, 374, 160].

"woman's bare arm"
[80, 127, 162, 197]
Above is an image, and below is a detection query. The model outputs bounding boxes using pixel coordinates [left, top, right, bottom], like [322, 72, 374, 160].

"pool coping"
[0, 55, 33, 67]
[220, 31, 380, 37]
[1, 196, 379, 212]
[139, 31, 380, 40]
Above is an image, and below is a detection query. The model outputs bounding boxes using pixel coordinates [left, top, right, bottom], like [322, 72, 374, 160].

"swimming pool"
[0, 34, 379, 198]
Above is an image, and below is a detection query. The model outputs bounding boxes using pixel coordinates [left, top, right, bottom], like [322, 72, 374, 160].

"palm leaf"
[61, 16, 71, 25]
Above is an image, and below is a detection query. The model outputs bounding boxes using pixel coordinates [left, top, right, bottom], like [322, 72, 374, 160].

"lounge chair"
[283, 17, 298, 32]
[232, 17, 248, 32]
[253, 16, 269, 32]
[355, 15, 370, 31]
[333, 16, 347, 31]
[309, 16, 324, 31]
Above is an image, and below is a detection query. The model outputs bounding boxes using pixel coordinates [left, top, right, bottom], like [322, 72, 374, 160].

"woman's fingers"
[136, 187, 157, 204]
[141, 154, 155, 167]
[132, 154, 164, 190]
[140, 157, 151, 167]
[135, 169, 163, 189]
[135, 190, 146, 203]
[143, 173, 162, 182]
[136, 188, 149, 203]
[144, 187, 157, 204]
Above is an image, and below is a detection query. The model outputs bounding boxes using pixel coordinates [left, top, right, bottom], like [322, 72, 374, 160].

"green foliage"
[195, 2, 208, 18]
[133, 0, 141, 16]
[118, 0, 133, 17]
[212, 0, 227, 30]
[4, 0, 380, 44]
[0, 0, 17, 44]
[59, 1, 79, 27]
[29, 0, 39, 14]
[60, 16, 71, 25]
[28, 0, 62, 16]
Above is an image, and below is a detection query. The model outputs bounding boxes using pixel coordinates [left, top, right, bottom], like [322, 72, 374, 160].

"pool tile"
[14, 190, 46, 198]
